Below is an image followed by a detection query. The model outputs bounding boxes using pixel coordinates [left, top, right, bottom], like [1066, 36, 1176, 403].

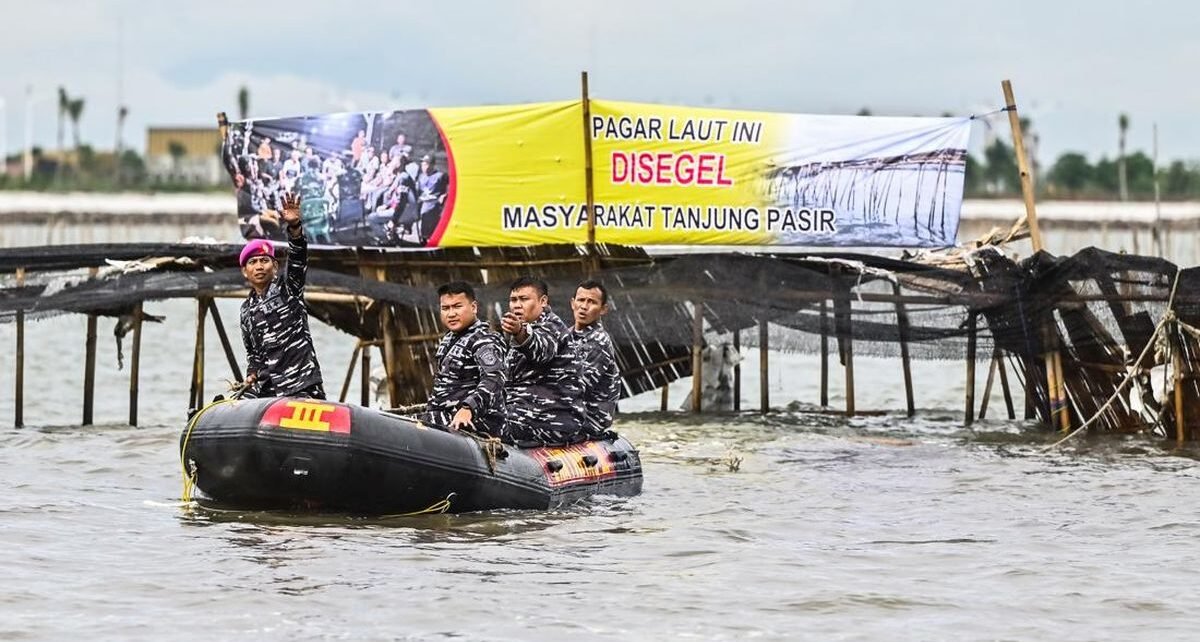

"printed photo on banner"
[221, 109, 451, 247]
[762, 117, 969, 247]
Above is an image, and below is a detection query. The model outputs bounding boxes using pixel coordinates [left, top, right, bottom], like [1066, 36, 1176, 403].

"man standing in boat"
[567, 280, 621, 438]
[426, 281, 507, 435]
[238, 192, 326, 399]
[500, 276, 586, 445]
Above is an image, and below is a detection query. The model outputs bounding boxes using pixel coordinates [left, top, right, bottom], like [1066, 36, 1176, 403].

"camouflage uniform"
[425, 319, 507, 436]
[240, 233, 325, 399]
[504, 307, 585, 445]
[568, 321, 621, 438]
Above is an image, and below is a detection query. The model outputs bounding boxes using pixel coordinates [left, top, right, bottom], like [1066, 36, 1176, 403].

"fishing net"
[0, 242, 1194, 434]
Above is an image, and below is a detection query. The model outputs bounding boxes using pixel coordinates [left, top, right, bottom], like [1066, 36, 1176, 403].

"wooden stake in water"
[189, 297, 208, 410]
[979, 354, 998, 420]
[691, 301, 703, 413]
[894, 282, 915, 417]
[129, 301, 143, 426]
[997, 353, 1016, 420]
[14, 267, 25, 428]
[965, 313, 977, 425]
[1003, 79, 1067, 431]
[83, 266, 99, 426]
[732, 329, 741, 412]
[819, 300, 829, 407]
[340, 342, 363, 403]
[759, 317, 769, 414]
[1174, 335, 1186, 445]
[361, 344, 372, 408]
[207, 299, 242, 383]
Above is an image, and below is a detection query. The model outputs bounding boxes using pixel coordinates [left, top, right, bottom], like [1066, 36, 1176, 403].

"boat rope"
[380, 493, 455, 518]
[1044, 267, 1182, 450]
[463, 429, 505, 474]
[387, 402, 427, 415]
[179, 395, 240, 502]
[179, 409, 203, 503]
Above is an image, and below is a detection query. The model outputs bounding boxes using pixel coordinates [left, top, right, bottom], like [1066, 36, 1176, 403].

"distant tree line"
[964, 113, 1200, 200]
[966, 137, 1200, 200]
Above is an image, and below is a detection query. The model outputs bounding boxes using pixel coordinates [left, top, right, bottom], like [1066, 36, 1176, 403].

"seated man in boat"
[500, 276, 586, 445]
[425, 281, 507, 435]
[238, 192, 326, 399]
[567, 280, 621, 438]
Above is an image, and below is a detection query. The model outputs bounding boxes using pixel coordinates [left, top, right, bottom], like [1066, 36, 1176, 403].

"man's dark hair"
[437, 281, 476, 301]
[576, 279, 609, 305]
[510, 276, 548, 298]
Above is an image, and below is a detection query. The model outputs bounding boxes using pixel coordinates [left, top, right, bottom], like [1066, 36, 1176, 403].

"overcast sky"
[2, 0, 1197, 164]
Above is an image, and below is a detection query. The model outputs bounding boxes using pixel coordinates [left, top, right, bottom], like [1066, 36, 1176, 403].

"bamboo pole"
[361, 345, 372, 407]
[189, 297, 208, 410]
[1003, 79, 1066, 430]
[1174, 342, 1185, 446]
[997, 354, 1016, 420]
[1052, 348, 1069, 431]
[893, 282, 915, 417]
[759, 317, 769, 414]
[82, 266, 99, 426]
[819, 300, 829, 407]
[979, 355, 998, 420]
[844, 328, 855, 417]
[834, 284, 855, 417]
[14, 267, 25, 428]
[380, 304, 398, 407]
[732, 329, 741, 412]
[206, 299, 242, 383]
[965, 313, 977, 425]
[339, 342, 363, 403]
[691, 301, 703, 413]
[129, 302, 143, 426]
[373, 267, 401, 407]
[581, 71, 597, 249]
[1024, 356, 1037, 420]
[1001, 80, 1045, 252]
[581, 70, 602, 276]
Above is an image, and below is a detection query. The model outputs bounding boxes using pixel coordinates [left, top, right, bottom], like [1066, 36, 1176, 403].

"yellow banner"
[429, 101, 587, 247]
[224, 100, 969, 248]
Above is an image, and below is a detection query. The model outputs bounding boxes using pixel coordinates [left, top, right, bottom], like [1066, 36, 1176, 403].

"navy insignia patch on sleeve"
[476, 343, 503, 369]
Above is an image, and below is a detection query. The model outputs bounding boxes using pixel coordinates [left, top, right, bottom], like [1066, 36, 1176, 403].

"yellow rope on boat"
[179, 398, 237, 503]
[380, 494, 454, 518]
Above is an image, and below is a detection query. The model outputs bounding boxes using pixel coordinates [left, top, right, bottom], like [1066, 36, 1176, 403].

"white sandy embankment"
[0, 191, 234, 216]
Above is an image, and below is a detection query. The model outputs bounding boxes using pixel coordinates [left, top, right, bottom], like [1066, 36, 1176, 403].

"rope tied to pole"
[1044, 267, 1183, 450]
[463, 428, 505, 474]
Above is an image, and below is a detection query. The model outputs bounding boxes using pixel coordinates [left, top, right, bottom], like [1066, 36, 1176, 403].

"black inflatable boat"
[179, 397, 643, 514]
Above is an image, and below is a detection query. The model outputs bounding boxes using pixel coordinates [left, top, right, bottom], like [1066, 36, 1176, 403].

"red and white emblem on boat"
[261, 399, 351, 434]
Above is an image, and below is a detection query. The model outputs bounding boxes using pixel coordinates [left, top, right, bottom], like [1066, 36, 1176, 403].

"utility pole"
[0, 97, 7, 177]
[23, 85, 33, 181]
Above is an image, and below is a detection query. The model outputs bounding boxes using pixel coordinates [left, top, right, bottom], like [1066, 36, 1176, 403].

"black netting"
[1, 242, 1197, 432]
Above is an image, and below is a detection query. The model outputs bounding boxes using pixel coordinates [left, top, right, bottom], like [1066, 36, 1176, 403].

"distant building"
[145, 127, 223, 185]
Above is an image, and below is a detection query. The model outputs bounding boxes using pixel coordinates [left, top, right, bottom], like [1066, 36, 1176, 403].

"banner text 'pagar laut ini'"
[221, 100, 971, 248]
